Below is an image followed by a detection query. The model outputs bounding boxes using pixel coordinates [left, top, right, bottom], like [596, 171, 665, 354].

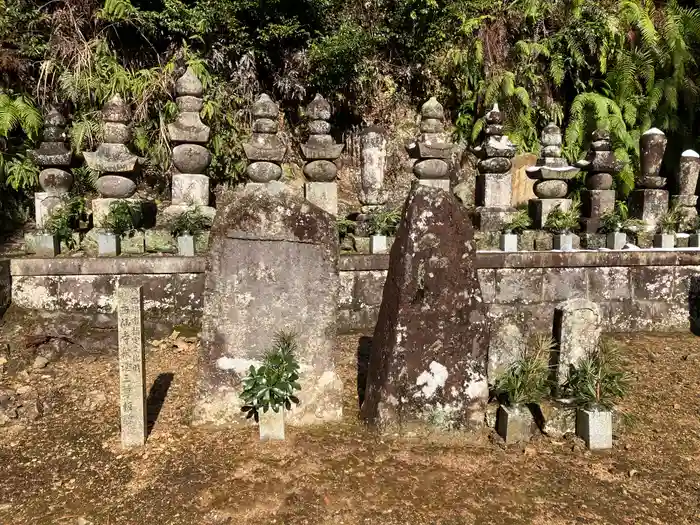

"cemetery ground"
[1, 315, 699, 524]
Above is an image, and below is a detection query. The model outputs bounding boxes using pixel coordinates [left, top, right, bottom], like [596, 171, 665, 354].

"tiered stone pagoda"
[359, 126, 388, 214]
[525, 123, 579, 228]
[474, 104, 516, 230]
[575, 129, 620, 232]
[167, 67, 212, 214]
[630, 128, 669, 231]
[84, 94, 139, 227]
[410, 97, 452, 192]
[301, 94, 344, 215]
[672, 150, 700, 231]
[244, 94, 286, 184]
[29, 107, 73, 228]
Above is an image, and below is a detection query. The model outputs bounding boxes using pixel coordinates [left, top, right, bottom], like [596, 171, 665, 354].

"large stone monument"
[671, 150, 700, 231]
[167, 67, 214, 218]
[361, 183, 490, 430]
[554, 299, 602, 388]
[475, 104, 517, 231]
[409, 97, 453, 192]
[526, 123, 580, 228]
[84, 94, 140, 227]
[630, 128, 669, 231]
[193, 181, 342, 426]
[244, 94, 286, 184]
[301, 94, 344, 215]
[359, 126, 388, 213]
[29, 107, 73, 229]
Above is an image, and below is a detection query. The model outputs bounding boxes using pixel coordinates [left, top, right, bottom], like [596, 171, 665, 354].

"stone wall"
[0, 259, 10, 317]
[7, 251, 700, 334]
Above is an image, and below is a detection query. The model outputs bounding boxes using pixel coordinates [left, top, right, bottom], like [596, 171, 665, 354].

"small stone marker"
[117, 285, 147, 448]
[554, 298, 602, 386]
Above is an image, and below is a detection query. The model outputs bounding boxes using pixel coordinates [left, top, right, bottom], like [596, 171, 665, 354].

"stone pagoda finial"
[629, 128, 669, 231]
[84, 94, 140, 227]
[525, 123, 580, 229]
[672, 149, 700, 231]
[410, 97, 452, 191]
[167, 67, 212, 212]
[474, 103, 517, 231]
[244, 94, 286, 184]
[301, 94, 343, 215]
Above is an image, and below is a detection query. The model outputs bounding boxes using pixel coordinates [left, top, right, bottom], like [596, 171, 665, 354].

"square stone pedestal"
[580, 190, 615, 233]
[34, 192, 63, 229]
[93, 198, 142, 228]
[629, 189, 668, 232]
[476, 172, 512, 208]
[304, 182, 337, 215]
[529, 198, 571, 229]
[417, 178, 450, 192]
[172, 173, 209, 206]
[476, 207, 516, 232]
[27, 232, 60, 257]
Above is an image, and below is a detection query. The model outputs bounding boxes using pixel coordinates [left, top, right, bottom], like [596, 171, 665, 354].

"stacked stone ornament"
[167, 67, 213, 215]
[474, 104, 516, 231]
[525, 123, 580, 228]
[84, 94, 139, 227]
[672, 150, 700, 231]
[410, 97, 452, 192]
[301, 94, 344, 215]
[574, 129, 620, 232]
[629, 128, 669, 231]
[244, 94, 286, 185]
[29, 107, 73, 228]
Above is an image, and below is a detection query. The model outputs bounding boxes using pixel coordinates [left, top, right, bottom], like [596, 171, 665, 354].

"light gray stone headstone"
[117, 285, 147, 448]
[554, 298, 602, 386]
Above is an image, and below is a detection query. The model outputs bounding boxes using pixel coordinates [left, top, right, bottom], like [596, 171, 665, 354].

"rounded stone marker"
[177, 96, 204, 112]
[102, 94, 131, 123]
[303, 160, 337, 182]
[175, 67, 204, 97]
[585, 172, 613, 190]
[42, 126, 65, 142]
[96, 175, 137, 198]
[420, 97, 444, 119]
[252, 94, 279, 119]
[413, 159, 449, 179]
[103, 122, 131, 144]
[420, 118, 444, 134]
[306, 94, 331, 121]
[172, 144, 212, 173]
[246, 161, 282, 182]
[542, 145, 562, 157]
[39, 168, 73, 194]
[308, 120, 331, 135]
[534, 179, 568, 198]
[253, 118, 279, 134]
[478, 157, 511, 174]
[640, 127, 667, 180]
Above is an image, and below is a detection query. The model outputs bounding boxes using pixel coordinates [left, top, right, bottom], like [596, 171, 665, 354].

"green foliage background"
[2, 0, 700, 229]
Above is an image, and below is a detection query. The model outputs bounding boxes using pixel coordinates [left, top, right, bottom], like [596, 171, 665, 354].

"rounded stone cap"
[175, 67, 204, 97]
[252, 94, 279, 119]
[102, 94, 131, 123]
[45, 107, 66, 127]
[485, 103, 502, 125]
[420, 97, 444, 120]
[642, 127, 665, 136]
[682, 149, 700, 158]
[307, 94, 331, 121]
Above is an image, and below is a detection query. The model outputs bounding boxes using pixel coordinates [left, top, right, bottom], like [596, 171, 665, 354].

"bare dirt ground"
[1, 313, 699, 524]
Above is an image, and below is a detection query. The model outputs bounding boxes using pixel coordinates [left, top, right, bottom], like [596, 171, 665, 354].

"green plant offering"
[240, 331, 302, 421]
[368, 207, 401, 236]
[658, 205, 682, 234]
[336, 216, 356, 240]
[544, 201, 581, 234]
[494, 334, 554, 406]
[102, 200, 138, 237]
[600, 201, 645, 233]
[43, 196, 87, 250]
[564, 340, 629, 410]
[169, 206, 211, 237]
[503, 208, 532, 234]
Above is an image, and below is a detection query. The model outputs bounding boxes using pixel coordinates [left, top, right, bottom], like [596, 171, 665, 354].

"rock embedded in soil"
[32, 355, 50, 369]
[361, 183, 490, 431]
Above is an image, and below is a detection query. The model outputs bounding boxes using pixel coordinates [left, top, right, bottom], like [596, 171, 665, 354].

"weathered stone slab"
[361, 183, 490, 430]
[117, 286, 146, 448]
[554, 299, 602, 386]
[193, 181, 342, 427]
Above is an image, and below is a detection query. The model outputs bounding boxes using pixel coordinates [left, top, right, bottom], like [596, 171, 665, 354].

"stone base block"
[534, 231, 554, 251]
[370, 235, 388, 254]
[500, 233, 518, 252]
[633, 231, 654, 248]
[676, 233, 690, 248]
[581, 190, 615, 231]
[529, 198, 571, 229]
[476, 172, 512, 208]
[177, 235, 195, 256]
[540, 401, 576, 438]
[97, 232, 121, 257]
[552, 233, 575, 251]
[579, 217, 603, 234]
[580, 233, 606, 249]
[30, 232, 60, 257]
[417, 178, 450, 192]
[606, 232, 627, 250]
[259, 409, 285, 441]
[496, 405, 534, 445]
[93, 198, 143, 228]
[35, 192, 63, 229]
[629, 189, 669, 232]
[518, 230, 537, 251]
[159, 204, 216, 229]
[474, 231, 500, 250]
[654, 233, 675, 249]
[690, 234, 700, 248]
[304, 182, 337, 216]
[476, 207, 516, 232]
[576, 408, 613, 450]
[172, 173, 210, 206]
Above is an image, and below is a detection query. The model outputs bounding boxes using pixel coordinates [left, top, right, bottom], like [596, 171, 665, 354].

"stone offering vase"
[496, 404, 534, 445]
[258, 408, 285, 441]
[576, 406, 612, 450]
[177, 234, 195, 256]
[499, 233, 518, 252]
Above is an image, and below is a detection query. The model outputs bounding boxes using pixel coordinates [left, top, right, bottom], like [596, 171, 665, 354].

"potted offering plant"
[99, 201, 138, 256]
[600, 202, 645, 250]
[368, 207, 401, 254]
[500, 208, 531, 252]
[170, 205, 210, 256]
[544, 201, 580, 251]
[654, 205, 681, 249]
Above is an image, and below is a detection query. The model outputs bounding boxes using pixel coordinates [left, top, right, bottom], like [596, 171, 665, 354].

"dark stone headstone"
[361, 183, 490, 431]
[193, 181, 342, 427]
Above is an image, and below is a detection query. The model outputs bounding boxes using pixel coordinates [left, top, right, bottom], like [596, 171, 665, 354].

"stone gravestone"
[554, 298, 602, 386]
[361, 183, 490, 430]
[117, 285, 147, 448]
[193, 181, 342, 426]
